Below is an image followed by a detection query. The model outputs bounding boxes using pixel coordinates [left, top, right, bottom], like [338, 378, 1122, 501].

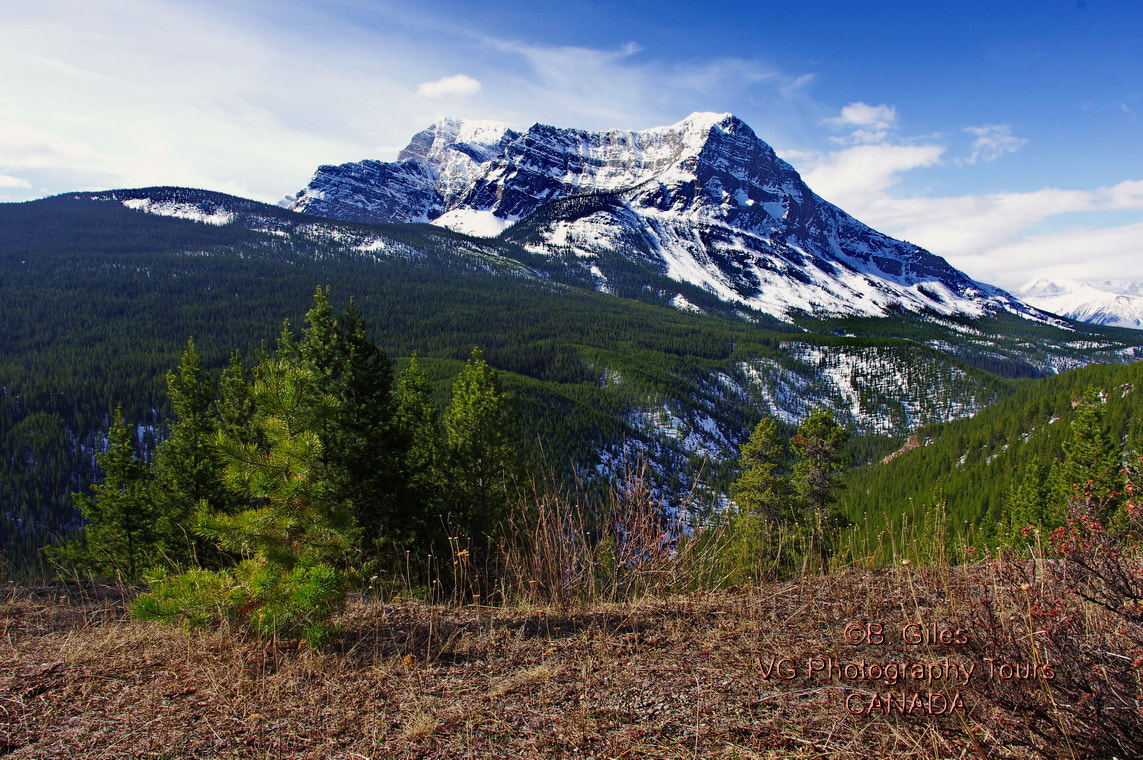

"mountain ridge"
[283, 113, 1046, 324]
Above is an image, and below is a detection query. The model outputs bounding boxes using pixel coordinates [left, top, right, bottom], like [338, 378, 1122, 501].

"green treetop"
[730, 416, 792, 521]
[443, 347, 520, 545]
[151, 338, 230, 567]
[59, 406, 155, 579]
[791, 408, 848, 573]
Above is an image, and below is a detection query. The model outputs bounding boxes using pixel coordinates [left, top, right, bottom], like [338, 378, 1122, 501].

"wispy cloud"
[962, 124, 1027, 164]
[794, 104, 1143, 288]
[0, 174, 31, 189]
[801, 143, 945, 208]
[983, 221, 1143, 286]
[477, 40, 810, 133]
[2, 2, 1139, 288]
[803, 166, 1143, 289]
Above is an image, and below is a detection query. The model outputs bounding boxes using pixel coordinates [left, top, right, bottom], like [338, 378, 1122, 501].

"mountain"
[284, 113, 1041, 323]
[1016, 277, 1143, 330]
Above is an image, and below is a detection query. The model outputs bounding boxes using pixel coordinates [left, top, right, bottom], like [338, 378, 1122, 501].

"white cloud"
[479, 40, 809, 133]
[824, 102, 898, 130]
[867, 183, 1143, 281]
[969, 221, 1143, 287]
[822, 102, 898, 144]
[0, 174, 31, 189]
[0, 1, 388, 201]
[416, 74, 482, 98]
[0, 113, 99, 171]
[802, 171, 1143, 289]
[801, 143, 945, 209]
[1100, 178, 1143, 209]
[0, 2, 1137, 290]
[962, 124, 1027, 164]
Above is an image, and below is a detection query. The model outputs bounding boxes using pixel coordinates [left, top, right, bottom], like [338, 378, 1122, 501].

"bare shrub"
[495, 455, 727, 605]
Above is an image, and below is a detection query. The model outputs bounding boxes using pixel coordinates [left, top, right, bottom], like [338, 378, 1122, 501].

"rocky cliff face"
[285, 113, 1036, 321]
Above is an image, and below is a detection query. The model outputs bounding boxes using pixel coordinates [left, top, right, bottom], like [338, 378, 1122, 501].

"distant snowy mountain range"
[283, 112, 1044, 324]
[1016, 277, 1143, 330]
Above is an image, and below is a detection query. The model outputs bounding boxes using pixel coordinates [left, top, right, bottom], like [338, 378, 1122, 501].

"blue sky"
[1, 0, 1140, 289]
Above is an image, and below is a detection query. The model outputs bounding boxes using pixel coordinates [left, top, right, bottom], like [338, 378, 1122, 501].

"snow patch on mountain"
[670, 294, 704, 313]
[733, 343, 997, 435]
[629, 404, 731, 460]
[121, 198, 235, 226]
[432, 208, 516, 237]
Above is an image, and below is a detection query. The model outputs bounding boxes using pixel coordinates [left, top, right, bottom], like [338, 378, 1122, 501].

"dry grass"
[0, 564, 1092, 759]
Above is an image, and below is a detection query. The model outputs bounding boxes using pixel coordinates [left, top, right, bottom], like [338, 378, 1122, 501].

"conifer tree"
[1051, 387, 1122, 520]
[443, 348, 519, 544]
[329, 300, 401, 555]
[725, 416, 796, 582]
[297, 286, 340, 378]
[297, 289, 400, 556]
[394, 353, 445, 551]
[151, 339, 229, 567]
[216, 350, 256, 446]
[205, 356, 356, 571]
[137, 358, 355, 645]
[135, 291, 401, 644]
[58, 406, 155, 579]
[791, 408, 848, 573]
[1002, 465, 1052, 548]
[730, 417, 792, 521]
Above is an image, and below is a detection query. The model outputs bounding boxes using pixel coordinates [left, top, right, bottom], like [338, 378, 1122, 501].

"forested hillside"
[838, 360, 1143, 552]
[2, 191, 1142, 572]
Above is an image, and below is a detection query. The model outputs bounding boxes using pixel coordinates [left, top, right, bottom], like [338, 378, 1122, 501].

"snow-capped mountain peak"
[284, 112, 1038, 322]
[396, 117, 520, 168]
[1016, 277, 1143, 329]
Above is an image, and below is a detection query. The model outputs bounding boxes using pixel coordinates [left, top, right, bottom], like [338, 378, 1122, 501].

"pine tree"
[134, 290, 404, 644]
[1002, 465, 1052, 548]
[730, 417, 792, 521]
[137, 358, 355, 645]
[443, 348, 519, 544]
[151, 339, 229, 567]
[327, 300, 401, 556]
[205, 356, 356, 570]
[393, 353, 446, 551]
[1051, 387, 1122, 520]
[297, 286, 340, 378]
[297, 289, 401, 557]
[724, 416, 797, 582]
[216, 350, 256, 446]
[58, 406, 155, 579]
[791, 408, 848, 574]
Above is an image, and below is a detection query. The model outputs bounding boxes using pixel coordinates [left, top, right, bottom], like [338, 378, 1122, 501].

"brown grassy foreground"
[0, 562, 1131, 759]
